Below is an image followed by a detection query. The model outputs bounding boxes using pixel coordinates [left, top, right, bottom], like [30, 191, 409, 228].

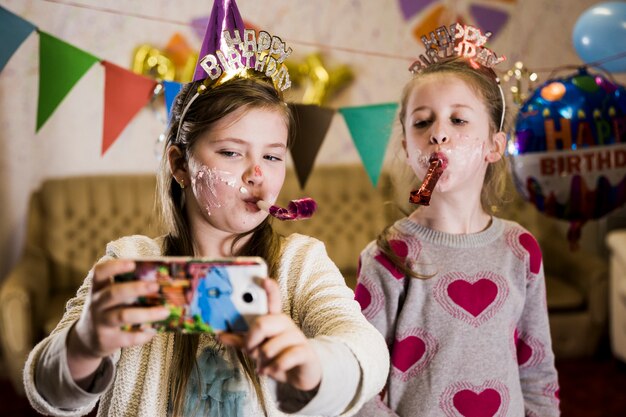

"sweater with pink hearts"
[354, 217, 560, 417]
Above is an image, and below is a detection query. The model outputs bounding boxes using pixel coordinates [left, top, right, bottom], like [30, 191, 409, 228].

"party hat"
[193, 0, 245, 81]
[191, 0, 291, 91]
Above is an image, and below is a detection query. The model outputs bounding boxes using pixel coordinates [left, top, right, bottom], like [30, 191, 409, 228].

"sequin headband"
[175, 28, 292, 143]
[409, 23, 507, 131]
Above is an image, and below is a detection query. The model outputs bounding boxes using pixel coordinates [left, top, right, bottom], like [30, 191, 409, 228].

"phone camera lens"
[243, 292, 254, 303]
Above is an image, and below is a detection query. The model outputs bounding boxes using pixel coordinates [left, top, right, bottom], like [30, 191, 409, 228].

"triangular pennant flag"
[398, 0, 437, 21]
[289, 104, 335, 189]
[339, 103, 398, 186]
[163, 80, 183, 121]
[0, 6, 37, 73]
[469, 4, 509, 40]
[37, 31, 99, 131]
[102, 61, 157, 155]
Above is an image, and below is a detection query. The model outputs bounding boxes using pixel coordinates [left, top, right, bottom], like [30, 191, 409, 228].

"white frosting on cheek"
[445, 135, 484, 171]
[190, 164, 237, 216]
[408, 148, 430, 177]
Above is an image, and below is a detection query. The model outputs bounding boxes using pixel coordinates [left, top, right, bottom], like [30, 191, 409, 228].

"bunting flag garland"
[289, 104, 335, 188]
[0, 5, 36, 73]
[339, 103, 398, 186]
[102, 61, 157, 155]
[163, 80, 183, 121]
[401, 0, 514, 42]
[1, 6, 407, 191]
[37, 31, 99, 131]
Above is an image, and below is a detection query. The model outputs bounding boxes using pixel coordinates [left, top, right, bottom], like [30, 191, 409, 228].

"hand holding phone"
[115, 257, 269, 333]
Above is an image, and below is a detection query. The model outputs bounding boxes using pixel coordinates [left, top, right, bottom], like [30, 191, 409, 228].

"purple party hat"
[192, 0, 245, 81]
[191, 0, 292, 91]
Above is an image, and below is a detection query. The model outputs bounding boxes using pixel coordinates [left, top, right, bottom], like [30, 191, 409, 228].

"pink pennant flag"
[101, 61, 157, 155]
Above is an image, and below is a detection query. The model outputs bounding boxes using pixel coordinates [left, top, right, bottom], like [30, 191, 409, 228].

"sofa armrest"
[607, 230, 626, 302]
[0, 250, 50, 392]
[543, 238, 608, 324]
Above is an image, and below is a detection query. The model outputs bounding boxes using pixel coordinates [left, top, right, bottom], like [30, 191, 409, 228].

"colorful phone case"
[114, 257, 268, 333]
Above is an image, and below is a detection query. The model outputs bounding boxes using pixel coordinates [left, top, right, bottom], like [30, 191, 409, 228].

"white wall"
[1, 0, 624, 279]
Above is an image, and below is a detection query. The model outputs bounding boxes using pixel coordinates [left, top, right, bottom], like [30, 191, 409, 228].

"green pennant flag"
[36, 31, 100, 131]
[339, 102, 398, 186]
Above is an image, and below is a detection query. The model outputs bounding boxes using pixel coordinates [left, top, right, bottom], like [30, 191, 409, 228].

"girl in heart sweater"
[354, 51, 560, 416]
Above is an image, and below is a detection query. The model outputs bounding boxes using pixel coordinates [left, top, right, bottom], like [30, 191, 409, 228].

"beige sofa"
[0, 175, 164, 394]
[0, 165, 609, 393]
[0, 165, 390, 392]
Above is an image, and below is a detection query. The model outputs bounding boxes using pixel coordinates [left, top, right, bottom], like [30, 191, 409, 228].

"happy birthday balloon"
[286, 52, 353, 106]
[510, 69, 626, 247]
[132, 44, 175, 81]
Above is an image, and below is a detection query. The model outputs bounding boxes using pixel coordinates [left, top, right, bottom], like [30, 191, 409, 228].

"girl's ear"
[168, 145, 189, 184]
[486, 131, 506, 163]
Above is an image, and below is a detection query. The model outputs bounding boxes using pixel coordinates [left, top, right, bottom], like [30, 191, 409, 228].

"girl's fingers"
[92, 280, 160, 311]
[92, 260, 135, 292]
[99, 305, 170, 328]
[245, 314, 294, 351]
[254, 329, 305, 364]
[261, 278, 282, 315]
[259, 345, 316, 386]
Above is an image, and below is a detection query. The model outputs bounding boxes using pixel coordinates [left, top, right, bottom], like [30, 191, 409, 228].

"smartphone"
[114, 257, 268, 333]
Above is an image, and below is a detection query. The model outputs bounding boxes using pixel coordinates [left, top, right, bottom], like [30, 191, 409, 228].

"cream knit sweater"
[24, 233, 389, 416]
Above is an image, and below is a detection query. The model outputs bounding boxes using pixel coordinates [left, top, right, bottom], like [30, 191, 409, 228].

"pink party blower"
[257, 198, 317, 221]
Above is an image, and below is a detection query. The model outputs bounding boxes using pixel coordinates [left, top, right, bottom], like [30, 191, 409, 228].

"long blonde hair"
[156, 75, 294, 415]
[379, 56, 510, 279]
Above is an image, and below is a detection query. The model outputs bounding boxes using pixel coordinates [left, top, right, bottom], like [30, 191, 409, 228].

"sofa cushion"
[545, 275, 585, 311]
[38, 175, 163, 293]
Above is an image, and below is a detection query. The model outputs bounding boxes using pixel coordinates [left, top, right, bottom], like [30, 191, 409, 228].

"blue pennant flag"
[163, 80, 183, 122]
[0, 6, 37, 73]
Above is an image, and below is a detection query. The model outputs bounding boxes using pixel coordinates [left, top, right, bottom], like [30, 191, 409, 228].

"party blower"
[410, 152, 448, 206]
[240, 186, 317, 221]
[257, 198, 317, 221]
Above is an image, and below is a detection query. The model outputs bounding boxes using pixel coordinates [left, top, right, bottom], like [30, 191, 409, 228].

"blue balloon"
[573, 2, 626, 73]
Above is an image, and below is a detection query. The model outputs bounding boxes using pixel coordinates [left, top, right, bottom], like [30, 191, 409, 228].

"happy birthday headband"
[196, 28, 292, 92]
[175, 0, 292, 143]
[410, 23, 507, 131]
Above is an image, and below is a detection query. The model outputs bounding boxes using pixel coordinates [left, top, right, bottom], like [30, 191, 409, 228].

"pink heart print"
[391, 335, 426, 372]
[353, 276, 385, 320]
[354, 282, 372, 310]
[453, 388, 501, 417]
[518, 232, 542, 274]
[434, 271, 508, 327]
[516, 337, 532, 366]
[447, 279, 497, 317]
[374, 239, 408, 279]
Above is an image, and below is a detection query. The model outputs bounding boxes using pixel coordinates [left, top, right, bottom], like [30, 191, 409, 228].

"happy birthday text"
[409, 23, 506, 73]
[198, 29, 292, 91]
